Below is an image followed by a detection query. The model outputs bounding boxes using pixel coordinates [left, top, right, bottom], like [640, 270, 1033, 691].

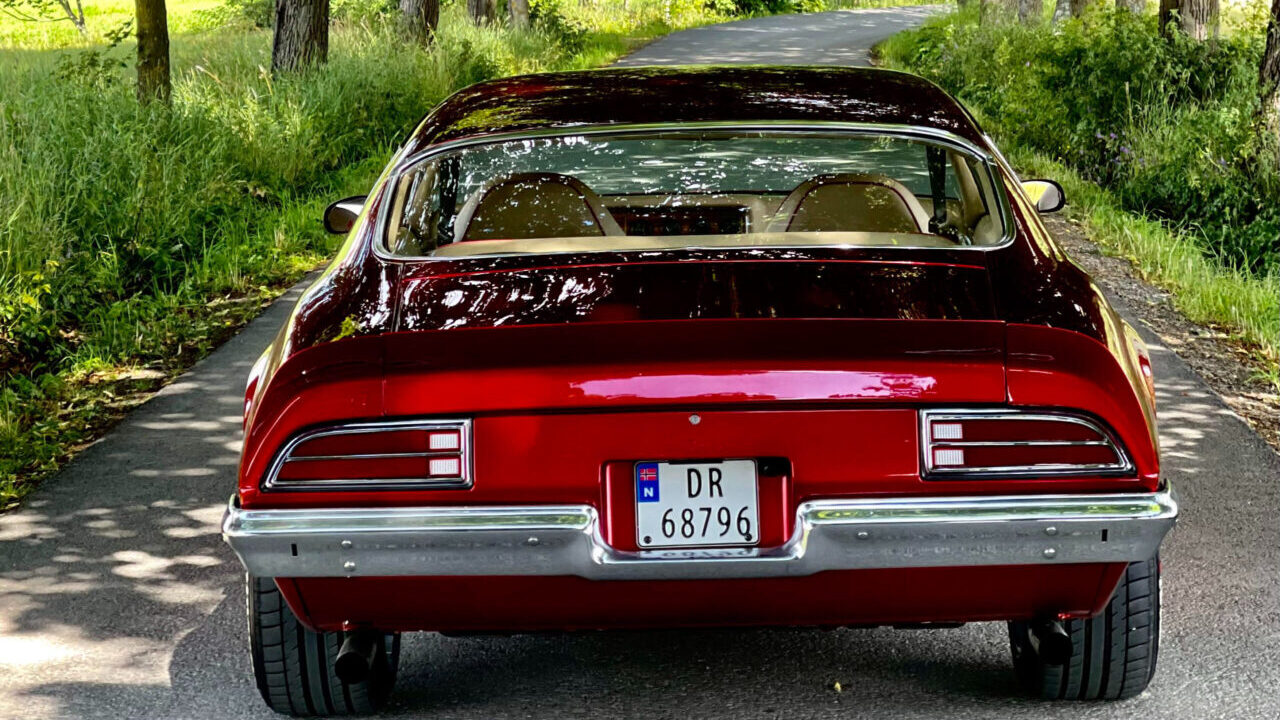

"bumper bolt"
[526, 537, 540, 546]
[856, 531, 870, 540]
[343, 561, 357, 572]
[1044, 526, 1058, 536]
[340, 540, 353, 549]
[1043, 548, 1057, 559]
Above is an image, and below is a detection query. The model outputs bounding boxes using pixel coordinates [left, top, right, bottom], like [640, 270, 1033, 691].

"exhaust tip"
[334, 630, 379, 684]
[1031, 619, 1073, 666]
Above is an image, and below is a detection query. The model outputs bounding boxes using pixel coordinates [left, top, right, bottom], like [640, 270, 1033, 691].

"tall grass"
[878, 4, 1279, 367]
[879, 5, 1278, 276]
[0, 0, 746, 504]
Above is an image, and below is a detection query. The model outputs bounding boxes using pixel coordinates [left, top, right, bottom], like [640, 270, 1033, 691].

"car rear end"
[226, 310, 1173, 629]
[223, 103, 1176, 712]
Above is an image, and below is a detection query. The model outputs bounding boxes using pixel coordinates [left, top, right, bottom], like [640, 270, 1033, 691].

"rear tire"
[1008, 556, 1160, 700]
[248, 575, 400, 716]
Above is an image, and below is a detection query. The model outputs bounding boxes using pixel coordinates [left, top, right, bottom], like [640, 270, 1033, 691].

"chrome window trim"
[263, 419, 473, 492]
[373, 121, 1016, 261]
[920, 409, 1135, 479]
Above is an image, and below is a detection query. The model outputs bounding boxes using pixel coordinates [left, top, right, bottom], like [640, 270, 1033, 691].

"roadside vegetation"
[879, 2, 1279, 375]
[0, 0, 913, 506]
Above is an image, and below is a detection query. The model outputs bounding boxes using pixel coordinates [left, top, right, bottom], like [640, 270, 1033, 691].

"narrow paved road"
[3, 7, 1278, 719]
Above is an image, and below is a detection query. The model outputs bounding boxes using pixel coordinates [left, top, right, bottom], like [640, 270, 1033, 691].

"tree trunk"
[135, 0, 170, 104]
[467, 0, 498, 24]
[1116, 0, 1145, 12]
[509, 0, 530, 27]
[272, 0, 329, 74]
[1052, 0, 1070, 21]
[1260, 0, 1280, 150]
[400, 0, 438, 44]
[1160, 0, 1218, 40]
[1019, 0, 1043, 23]
[1069, 0, 1089, 17]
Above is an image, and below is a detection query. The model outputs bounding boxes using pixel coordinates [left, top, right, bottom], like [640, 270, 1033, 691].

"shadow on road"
[5, 272, 1280, 720]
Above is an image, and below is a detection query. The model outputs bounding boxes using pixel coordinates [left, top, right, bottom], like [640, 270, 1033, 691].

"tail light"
[264, 420, 471, 490]
[921, 410, 1132, 479]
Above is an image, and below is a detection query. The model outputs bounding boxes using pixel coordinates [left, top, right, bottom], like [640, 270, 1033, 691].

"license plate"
[635, 459, 759, 548]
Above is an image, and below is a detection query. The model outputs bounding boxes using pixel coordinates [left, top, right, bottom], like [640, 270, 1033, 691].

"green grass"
[1008, 146, 1280, 366]
[877, 5, 1279, 373]
[0, 0, 755, 506]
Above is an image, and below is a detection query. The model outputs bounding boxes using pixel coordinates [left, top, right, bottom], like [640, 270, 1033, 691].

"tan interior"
[431, 231, 959, 257]
[766, 174, 931, 234]
[454, 172, 624, 243]
[389, 161, 1005, 254]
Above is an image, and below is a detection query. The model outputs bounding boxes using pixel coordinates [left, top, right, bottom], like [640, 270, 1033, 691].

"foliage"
[880, 6, 1279, 277]
[1010, 145, 1279, 370]
[705, 0, 824, 17]
[220, 0, 274, 28]
[53, 19, 132, 87]
[0, 0, 762, 505]
[879, 5, 1279, 371]
[0, 0, 87, 35]
[530, 0, 590, 52]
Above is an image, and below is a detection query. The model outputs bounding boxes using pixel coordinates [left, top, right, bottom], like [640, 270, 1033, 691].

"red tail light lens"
[265, 420, 471, 490]
[921, 410, 1132, 478]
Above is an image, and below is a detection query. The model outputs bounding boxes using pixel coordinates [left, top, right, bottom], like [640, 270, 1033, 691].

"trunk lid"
[383, 259, 1005, 413]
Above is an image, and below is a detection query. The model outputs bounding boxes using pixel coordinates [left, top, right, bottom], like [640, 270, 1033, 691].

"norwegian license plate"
[634, 459, 759, 548]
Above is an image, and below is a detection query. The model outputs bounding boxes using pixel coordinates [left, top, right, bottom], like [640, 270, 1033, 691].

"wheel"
[1008, 555, 1160, 700]
[248, 575, 400, 716]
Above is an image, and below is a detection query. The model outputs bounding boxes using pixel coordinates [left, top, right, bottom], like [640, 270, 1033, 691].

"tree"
[135, 0, 169, 104]
[1018, 0, 1043, 23]
[467, 0, 497, 24]
[510, 0, 530, 27]
[273, 0, 328, 74]
[0, 0, 87, 36]
[400, 0, 438, 45]
[1116, 0, 1144, 12]
[1069, 0, 1090, 17]
[1261, 0, 1280, 143]
[1159, 0, 1218, 40]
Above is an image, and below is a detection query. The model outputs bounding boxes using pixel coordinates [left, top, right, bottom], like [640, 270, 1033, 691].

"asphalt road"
[2, 7, 1278, 719]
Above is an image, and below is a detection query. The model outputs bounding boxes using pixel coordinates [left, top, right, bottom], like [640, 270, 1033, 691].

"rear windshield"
[384, 130, 1008, 257]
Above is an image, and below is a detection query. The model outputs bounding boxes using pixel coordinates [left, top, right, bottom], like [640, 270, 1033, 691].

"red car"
[223, 66, 1177, 715]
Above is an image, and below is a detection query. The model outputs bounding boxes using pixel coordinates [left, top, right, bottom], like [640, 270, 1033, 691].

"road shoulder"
[1044, 214, 1280, 452]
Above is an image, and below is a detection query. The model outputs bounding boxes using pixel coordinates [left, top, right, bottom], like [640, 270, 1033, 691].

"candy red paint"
[236, 67, 1161, 632]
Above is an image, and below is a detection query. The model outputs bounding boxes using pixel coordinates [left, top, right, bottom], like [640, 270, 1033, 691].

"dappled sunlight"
[0, 635, 75, 667]
[0, 3, 1275, 715]
[0, 278, 309, 718]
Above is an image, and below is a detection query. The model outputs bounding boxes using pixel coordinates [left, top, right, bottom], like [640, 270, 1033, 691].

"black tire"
[248, 575, 400, 716]
[1009, 556, 1160, 700]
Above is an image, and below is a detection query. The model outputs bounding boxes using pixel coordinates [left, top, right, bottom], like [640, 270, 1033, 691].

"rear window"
[384, 129, 1008, 257]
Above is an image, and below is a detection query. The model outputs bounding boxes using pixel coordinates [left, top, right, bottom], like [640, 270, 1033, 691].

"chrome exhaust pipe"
[334, 629, 379, 684]
[1029, 619, 1073, 666]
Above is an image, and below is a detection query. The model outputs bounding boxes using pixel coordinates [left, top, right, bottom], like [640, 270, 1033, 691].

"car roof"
[401, 66, 988, 155]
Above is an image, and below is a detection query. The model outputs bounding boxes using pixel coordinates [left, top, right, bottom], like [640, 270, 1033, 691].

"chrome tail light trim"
[920, 409, 1135, 479]
[262, 418, 472, 492]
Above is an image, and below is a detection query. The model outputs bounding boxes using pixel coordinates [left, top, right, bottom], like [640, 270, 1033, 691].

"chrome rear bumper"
[222, 487, 1177, 581]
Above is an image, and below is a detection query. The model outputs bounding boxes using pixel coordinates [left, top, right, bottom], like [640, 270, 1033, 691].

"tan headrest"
[453, 172, 623, 244]
[768, 173, 931, 234]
